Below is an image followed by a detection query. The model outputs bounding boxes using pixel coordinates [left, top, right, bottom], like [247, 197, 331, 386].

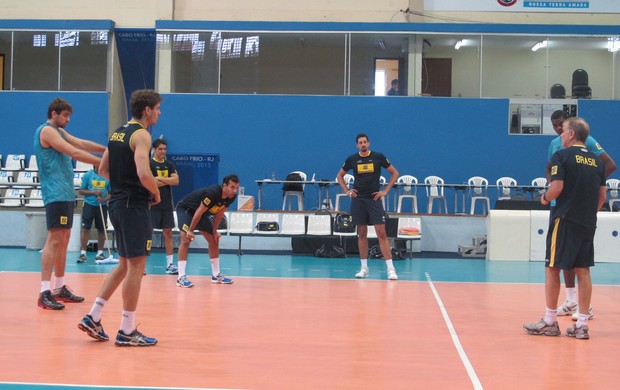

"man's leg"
[39, 228, 70, 309]
[162, 227, 178, 274]
[557, 269, 578, 315]
[79, 228, 89, 262]
[175, 231, 193, 287]
[523, 267, 562, 336]
[203, 231, 232, 284]
[375, 224, 397, 280]
[355, 225, 369, 278]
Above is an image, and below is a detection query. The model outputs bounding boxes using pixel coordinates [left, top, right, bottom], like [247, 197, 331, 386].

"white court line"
[425, 272, 483, 390]
[0, 381, 242, 389]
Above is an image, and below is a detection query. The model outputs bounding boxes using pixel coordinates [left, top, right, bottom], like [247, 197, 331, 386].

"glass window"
[13, 31, 59, 90]
[60, 31, 108, 91]
[0, 31, 11, 90]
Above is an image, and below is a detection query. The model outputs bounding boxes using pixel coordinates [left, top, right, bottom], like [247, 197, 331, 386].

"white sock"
[385, 259, 394, 269]
[89, 297, 107, 322]
[566, 287, 577, 303]
[97, 250, 104, 256]
[53, 276, 65, 291]
[360, 259, 368, 268]
[544, 307, 557, 325]
[211, 257, 220, 277]
[120, 310, 136, 335]
[166, 254, 173, 266]
[81, 250, 86, 255]
[41, 281, 51, 293]
[576, 313, 590, 328]
[177, 260, 187, 277]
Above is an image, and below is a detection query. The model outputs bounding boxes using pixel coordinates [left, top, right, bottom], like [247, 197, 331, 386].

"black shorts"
[350, 197, 387, 226]
[81, 203, 107, 231]
[45, 201, 75, 230]
[176, 206, 227, 234]
[109, 202, 152, 258]
[545, 217, 595, 270]
[150, 207, 175, 229]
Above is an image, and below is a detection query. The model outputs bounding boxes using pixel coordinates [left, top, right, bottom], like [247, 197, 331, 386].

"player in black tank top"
[108, 122, 151, 204]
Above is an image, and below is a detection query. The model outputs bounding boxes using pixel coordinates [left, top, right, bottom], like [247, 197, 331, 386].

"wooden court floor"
[1, 249, 620, 389]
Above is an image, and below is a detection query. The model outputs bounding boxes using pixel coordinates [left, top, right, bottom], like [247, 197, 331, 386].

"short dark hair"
[130, 89, 162, 119]
[391, 79, 399, 86]
[565, 117, 590, 142]
[356, 133, 369, 143]
[551, 110, 568, 120]
[223, 174, 240, 185]
[47, 98, 73, 119]
[152, 138, 167, 148]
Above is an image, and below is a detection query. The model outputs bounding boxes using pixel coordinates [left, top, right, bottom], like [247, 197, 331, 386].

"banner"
[424, 0, 620, 13]
[168, 153, 220, 203]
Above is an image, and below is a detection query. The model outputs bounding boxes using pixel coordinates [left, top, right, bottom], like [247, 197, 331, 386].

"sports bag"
[333, 213, 355, 233]
[256, 221, 279, 232]
[314, 244, 345, 258]
[369, 244, 405, 260]
[282, 172, 304, 192]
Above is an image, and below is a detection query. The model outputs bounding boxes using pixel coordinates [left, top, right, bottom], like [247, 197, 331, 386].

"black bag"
[314, 244, 345, 258]
[256, 221, 279, 232]
[333, 213, 355, 233]
[369, 244, 405, 260]
[283, 172, 304, 192]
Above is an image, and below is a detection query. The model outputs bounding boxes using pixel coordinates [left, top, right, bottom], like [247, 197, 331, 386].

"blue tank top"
[33, 122, 76, 205]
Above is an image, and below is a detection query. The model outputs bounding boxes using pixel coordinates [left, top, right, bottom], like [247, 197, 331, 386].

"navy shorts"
[45, 201, 74, 230]
[81, 203, 107, 231]
[350, 196, 387, 226]
[176, 206, 227, 234]
[150, 207, 175, 229]
[545, 217, 595, 270]
[109, 202, 152, 258]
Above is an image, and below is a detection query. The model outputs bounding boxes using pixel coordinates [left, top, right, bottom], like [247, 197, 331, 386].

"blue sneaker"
[115, 328, 157, 347]
[211, 273, 234, 284]
[176, 275, 194, 288]
[166, 263, 179, 275]
[78, 314, 109, 341]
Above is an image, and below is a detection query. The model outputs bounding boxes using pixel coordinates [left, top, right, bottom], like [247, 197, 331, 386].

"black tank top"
[108, 122, 150, 205]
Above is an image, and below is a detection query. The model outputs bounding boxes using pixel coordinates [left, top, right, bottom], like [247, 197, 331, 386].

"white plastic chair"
[397, 217, 422, 259]
[496, 177, 517, 200]
[2, 154, 25, 171]
[25, 155, 38, 172]
[467, 176, 490, 215]
[531, 177, 548, 201]
[607, 179, 620, 211]
[1, 188, 26, 207]
[0, 171, 14, 188]
[228, 212, 254, 255]
[15, 171, 38, 188]
[282, 171, 307, 211]
[334, 173, 354, 212]
[306, 214, 331, 236]
[26, 189, 44, 208]
[280, 213, 306, 235]
[396, 175, 418, 213]
[253, 212, 281, 235]
[424, 175, 448, 214]
[73, 172, 85, 188]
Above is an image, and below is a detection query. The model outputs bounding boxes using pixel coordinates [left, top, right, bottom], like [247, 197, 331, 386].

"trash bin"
[25, 212, 47, 250]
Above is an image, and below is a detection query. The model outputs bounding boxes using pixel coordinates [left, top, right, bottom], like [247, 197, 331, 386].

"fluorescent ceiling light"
[608, 37, 620, 52]
[454, 40, 463, 50]
[531, 40, 548, 52]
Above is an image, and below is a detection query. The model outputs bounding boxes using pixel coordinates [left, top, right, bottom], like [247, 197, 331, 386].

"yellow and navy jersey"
[550, 144, 605, 228]
[177, 184, 236, 214]
[342, 151, 391, 198]
[150, 157, 177, 210]
[108, 122, 150, 204]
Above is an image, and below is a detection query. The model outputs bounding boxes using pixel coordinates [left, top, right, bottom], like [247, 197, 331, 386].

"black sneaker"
[52, 285, 85, 303]
[38, 290, 65, 310]
[115, 328, 158, 347]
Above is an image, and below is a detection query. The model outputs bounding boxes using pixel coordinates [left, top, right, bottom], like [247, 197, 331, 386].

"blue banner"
[168, 153, 220, 203]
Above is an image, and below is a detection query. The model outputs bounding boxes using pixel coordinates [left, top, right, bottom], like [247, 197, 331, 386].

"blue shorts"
[45, 201, 74, 230]
[350, 197, 386, 226]
[109, 202, 152, 258]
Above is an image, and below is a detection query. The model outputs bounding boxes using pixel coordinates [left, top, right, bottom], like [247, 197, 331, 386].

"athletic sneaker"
[95, 253, 106, 261]
[355, 267, 369, 279]
[572, 307, 594, 321]
[387, 268, 398, 280]
[166, 264, 179, 275]
[566, 324, 589, 340]
[52, 285, 85, 303]
[176, 275, 194, 288]
[78, 314, 109, 341]
[557, 299, 578, 316]
[37, 290, 65, 310]
[77, 253, 87, 263]
[211, 273, 234, 284]
[115, 329, 157, 347]
[523, 319, 561, 336]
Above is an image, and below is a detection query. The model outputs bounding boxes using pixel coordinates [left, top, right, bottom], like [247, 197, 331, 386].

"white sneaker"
[572, 307, 594, 321]
[387, 268, 398, 280]
[557, 299, 578, 316]
[355, 267, 369, 278]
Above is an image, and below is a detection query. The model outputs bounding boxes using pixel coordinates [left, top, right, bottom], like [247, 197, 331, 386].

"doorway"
[422, 58, 452, 97]
[374, 58, 400, 96]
